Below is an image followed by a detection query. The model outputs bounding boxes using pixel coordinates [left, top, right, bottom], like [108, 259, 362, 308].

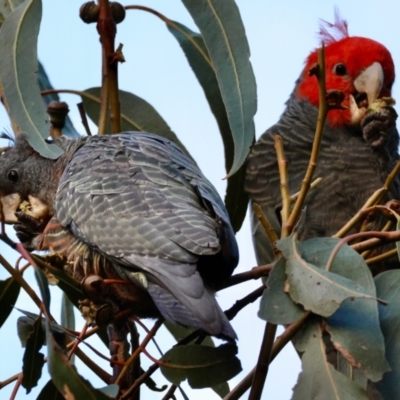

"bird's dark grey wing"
[55, 132, 236, 337]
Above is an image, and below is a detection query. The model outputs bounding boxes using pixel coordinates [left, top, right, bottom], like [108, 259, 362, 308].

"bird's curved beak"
[349, 62, 384, 124]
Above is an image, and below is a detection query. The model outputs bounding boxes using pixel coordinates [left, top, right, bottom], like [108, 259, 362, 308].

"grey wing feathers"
[55, 132, 236, 337]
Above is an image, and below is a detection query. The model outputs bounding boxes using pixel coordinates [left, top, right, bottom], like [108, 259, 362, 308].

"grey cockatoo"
[0, 132, 238, 339]
[245, 19, 400, 266]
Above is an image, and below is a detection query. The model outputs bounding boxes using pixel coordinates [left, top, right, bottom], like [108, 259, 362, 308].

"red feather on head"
[296, 9, 395, 127]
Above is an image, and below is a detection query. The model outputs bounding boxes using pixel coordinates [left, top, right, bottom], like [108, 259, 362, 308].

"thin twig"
[285, 45, 328, 235]
[74, 347, 112, 384]
[0, 253, 42, 309]
[384, 158, 400, 190]
[333, 188, 386, 238]
[121, 364, 159, 400]
[248, 323, 277, 400]
[224, 312, 310, 400]
[77, 102, 92, 136]
[290, 177, 323, 202]
[161, 384, 177, 400]
[365, 248, 398, 265]
[225, 286, 265, 321]
[252, 203, 280, 257]
[97, 0, 121, 133]
[275, 135, 291, 236]
[0, 373, 21, 390]
[327, 230, 400, 271]
[9, 373, 22, 400]
[115, 318, 163, 385]
[221, 264, 273, 289]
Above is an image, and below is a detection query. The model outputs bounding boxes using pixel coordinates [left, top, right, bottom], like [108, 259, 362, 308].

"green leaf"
[181, 0, 256, 177]
[36, 379, 64, 400]
[164, 321, 229, 397]
[34, 268, 51, 313]
[61, 292, 75, 332]
[0, 0, 63, 158]
[301, 238, 389, 382]
[0, 277, 20, 328]
[16, 309, 65, 347]
[46, 321, 110, 400]
[258, 258, 305, 324]
[81, 87, 194, 161]
[277, 235, 374, 317]
[22, 316, 45, 393]
[0, 0, 25, 24]
[160, 343, 241, 389]
[374, 270, 400, 399]
[292, 320, 368, 400]
[166, 20, 248, 231]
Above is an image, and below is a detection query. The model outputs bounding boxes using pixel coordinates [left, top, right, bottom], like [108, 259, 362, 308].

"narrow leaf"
[300, 237, 389, 381]
[258, 258, 305, 324]
[181, 0, 256, 176]
[0, 277, 20, 327]
[160, 343, 241, 389]
[278, 235, 374, 317]
[292, 321, 368, 400]
[0, 0, 63, 158]
[61, 292, 75, 332]
[22, 316, 45, 393]
[16, 309, 65, 347]
[46, 321, 110, 400]
[374, 270, 400, 399]
[81, 87, 194, 161]
[166, 19, 248, 231]
[34, 268, 51, 313]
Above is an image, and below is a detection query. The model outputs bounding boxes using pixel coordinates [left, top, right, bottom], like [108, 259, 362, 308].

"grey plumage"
[0, 132, 238, 339]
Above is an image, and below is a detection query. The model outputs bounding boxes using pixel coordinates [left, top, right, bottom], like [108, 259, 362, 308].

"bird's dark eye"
[333, 63, 347, 76]
[7, 169, 18, 183]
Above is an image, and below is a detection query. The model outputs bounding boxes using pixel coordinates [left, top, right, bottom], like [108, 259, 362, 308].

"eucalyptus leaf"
[22, 316, 45, 393]
[61, 292, 75, 332]
[46, 321, 110, 400]
[36, 379, 64, 400]
[160, 343, 241, 389]
[258, 258, 305, 324]
[300, 237, 389, 381]
[292, 320, 368, 400]
[181, 0, 256, 177]
[164, 321, 230, 397]
[34, 268, 51, 313]
[374, 270, 400, 399]
[0, 0, 25, 24]
[0, 0, 63, 158]
[277, 235, 374, 317]
[166, 19, 248, 231]
[0, 277, 20, 328]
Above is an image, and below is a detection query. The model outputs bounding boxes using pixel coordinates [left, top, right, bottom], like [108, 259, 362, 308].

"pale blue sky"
[0, 1, 399, 399]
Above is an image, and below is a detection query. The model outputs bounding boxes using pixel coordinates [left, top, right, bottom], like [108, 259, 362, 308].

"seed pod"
[110, 2, 126, 24]
[79, 1, 100, 24]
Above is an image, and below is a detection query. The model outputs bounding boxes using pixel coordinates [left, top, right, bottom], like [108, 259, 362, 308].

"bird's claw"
[361, 107, 398, 148]
[14, 211, 45, 250]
